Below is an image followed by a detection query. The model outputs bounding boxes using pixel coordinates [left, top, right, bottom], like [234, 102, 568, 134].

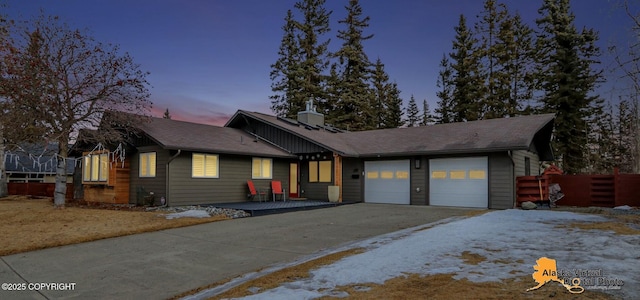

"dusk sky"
[4, 0, 636, 125]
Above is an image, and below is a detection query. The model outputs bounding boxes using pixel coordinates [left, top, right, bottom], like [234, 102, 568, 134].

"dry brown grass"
[203, 248, 365, 300]
[323, 274, 616, 300]
[555, 213, 640, 235]
[0, 195, 228, 256]
[192, 248, 615, 300]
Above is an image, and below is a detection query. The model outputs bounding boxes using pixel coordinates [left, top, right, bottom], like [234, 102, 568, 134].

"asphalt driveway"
[0, 203, 476, 299]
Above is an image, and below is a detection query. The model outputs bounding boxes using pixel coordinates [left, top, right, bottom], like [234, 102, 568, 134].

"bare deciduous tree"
[611, 0, 640, 173]
[1, 14, 151, 206]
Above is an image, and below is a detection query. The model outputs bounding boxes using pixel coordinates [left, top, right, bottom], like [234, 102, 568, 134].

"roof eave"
[161, 145, 295, 158]
[355, 146, 531, 158]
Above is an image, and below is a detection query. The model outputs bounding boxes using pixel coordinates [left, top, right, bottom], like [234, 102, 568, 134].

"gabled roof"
[226, 110, 359, 155]
[5, 143, 76, 175]
[227, 110, 555, 160]
[342, 114, 555, 158]
[137, 117, 294, 158]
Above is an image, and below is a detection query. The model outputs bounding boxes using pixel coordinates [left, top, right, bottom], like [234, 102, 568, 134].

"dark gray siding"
[167, 152, 290, 206]
[342, 157, 362, 202]
[411, 156, 427, 205]
[299, 160, 331, 201]
[513, 150, 540, 176]
[241, 119, 328, 154]
[488, 152, 514, 209]
[129, 145, 170, 205]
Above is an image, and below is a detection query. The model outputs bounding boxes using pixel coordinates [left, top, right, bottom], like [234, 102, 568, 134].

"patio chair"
[247, 180, 266, 202]
[271, 180, 286, 202]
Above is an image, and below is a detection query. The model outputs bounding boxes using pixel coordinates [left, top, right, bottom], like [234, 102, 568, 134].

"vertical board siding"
[489, 152, 514, 209]
[341, 158, 362, 202]
[167, 153, 290, 206]
[129, 145, 169, 205]
[243, 120, 327, 154]
[411, 156, 427, 205]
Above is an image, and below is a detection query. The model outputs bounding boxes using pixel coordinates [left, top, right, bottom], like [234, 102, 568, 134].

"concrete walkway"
[0, 203, 476, 299]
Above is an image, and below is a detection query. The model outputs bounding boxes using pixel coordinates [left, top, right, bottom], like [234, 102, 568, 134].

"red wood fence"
[517, 169, 640, 207]
[7, 182, 74, 200]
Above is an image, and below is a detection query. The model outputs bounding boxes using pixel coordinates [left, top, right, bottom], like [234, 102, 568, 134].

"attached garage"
[364, 160, 410, 204]
[429, 157, 488, 208]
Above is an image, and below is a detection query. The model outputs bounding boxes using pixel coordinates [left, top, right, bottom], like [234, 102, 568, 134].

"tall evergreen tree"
[370, 58, 403, 129]
[295, 0, 332, 114]
[370, 58, 389, 128]
[332, 0, 374, 131]
[475, 0, 509, 119]
[270, 10, 303, 118]
[420, 99, 435, 126]
[435, 55, 455, 123]
[502, 13, 536, 115]
[616, 99, 638, 173]
[405, 95, 420, 127]
[450, 14, 484, 122]
[270, 1, 332, 118]
[384, 82, 404, 128]
[536, 0, 603, 174]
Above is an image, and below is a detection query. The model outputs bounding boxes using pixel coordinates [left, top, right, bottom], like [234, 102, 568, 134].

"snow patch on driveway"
[237, 209, 639, 299]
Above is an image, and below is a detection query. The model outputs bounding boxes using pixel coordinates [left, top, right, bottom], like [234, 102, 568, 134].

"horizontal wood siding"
[513, 150, 540, 177]
[83, 157, 130, 204]
[168, 153, 290, 206]
[489, 152, 514, 209]
[411, 156, 427, 205]
[299, 160, 331, 201]
[342, 158, 362, 202]
[129, 145, 168, 205]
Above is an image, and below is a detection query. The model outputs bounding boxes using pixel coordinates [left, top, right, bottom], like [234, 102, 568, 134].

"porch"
[207, 200, 351, 216]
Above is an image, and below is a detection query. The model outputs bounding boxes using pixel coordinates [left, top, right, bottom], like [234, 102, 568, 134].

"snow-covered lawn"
[209, 209, 639, 299]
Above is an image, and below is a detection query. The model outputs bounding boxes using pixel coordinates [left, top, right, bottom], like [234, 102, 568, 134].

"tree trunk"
[54, 141, 68, 207]
[0, 131, 7, 198]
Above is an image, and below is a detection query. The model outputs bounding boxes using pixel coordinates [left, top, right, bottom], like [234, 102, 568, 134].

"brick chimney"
[297, 99, 324, 127]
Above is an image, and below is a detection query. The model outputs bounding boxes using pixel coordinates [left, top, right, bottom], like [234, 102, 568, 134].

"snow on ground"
[164, 210, 211, 219]
[234, 209, 639, 299]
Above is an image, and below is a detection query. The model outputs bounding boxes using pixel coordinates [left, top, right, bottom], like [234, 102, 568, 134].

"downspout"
[165, 149, 181, 206]
[508, 150, 516, 208]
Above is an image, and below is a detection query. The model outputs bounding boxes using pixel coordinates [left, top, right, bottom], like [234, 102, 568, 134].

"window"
[192, 154, 218, 178]
[83, 153, 109, 183]
[252, 158, 272, 179]
[525, 157, 531, 176]
[139, 152, 156, 177]
[309, 161, 332, 183]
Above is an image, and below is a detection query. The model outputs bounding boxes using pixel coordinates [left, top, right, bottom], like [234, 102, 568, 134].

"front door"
[289, 163, 299, 198]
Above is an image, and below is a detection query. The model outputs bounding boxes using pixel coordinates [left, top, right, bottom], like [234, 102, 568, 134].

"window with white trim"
[83, 153, 109, 183]
[139, 152, 156, 177]
[252, 158, 272, 179]
[192, 154, 218, 178]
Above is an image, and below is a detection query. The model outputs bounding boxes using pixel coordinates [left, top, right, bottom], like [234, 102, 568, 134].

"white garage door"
[364, 160, 410, 204]
[429, 157, 488, 208]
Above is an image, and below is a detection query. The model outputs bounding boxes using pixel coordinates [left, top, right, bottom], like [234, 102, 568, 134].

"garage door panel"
[365, 160, 410, 205]
[429, 157, 488, 208]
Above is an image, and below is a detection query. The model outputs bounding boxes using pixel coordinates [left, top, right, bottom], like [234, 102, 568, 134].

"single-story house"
[4, 143, 75, 183]
[80, 107, 554, 209]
